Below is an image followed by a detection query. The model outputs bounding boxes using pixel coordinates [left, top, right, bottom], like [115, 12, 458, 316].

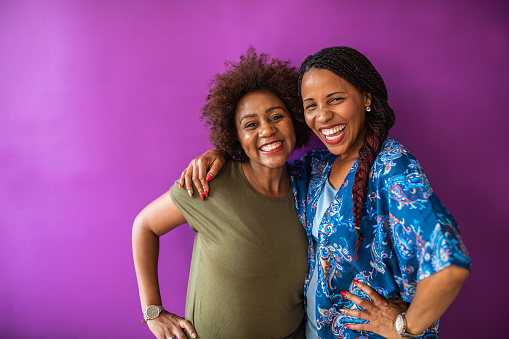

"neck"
[337, 128, 366, 162]
[241, 161, 290, 198]
[328, 129, 366, 189]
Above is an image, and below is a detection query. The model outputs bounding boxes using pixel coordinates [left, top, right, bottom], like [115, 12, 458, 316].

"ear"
[364, 92, 372, 108]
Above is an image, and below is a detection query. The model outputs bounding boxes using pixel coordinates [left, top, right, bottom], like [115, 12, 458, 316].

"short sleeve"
[169, 180, 200, 232]
[375, 146, 471, 290]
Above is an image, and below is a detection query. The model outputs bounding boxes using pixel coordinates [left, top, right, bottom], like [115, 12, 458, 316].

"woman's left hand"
[339, 280, 408, 339]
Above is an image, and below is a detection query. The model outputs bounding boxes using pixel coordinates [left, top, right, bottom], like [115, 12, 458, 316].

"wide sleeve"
[375, 149, 471, 289]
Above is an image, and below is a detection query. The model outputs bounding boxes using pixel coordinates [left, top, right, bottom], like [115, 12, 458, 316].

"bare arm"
[404, 264, 470, 334]
[341, 264, 470, 338]
[132, 191, 197, 339]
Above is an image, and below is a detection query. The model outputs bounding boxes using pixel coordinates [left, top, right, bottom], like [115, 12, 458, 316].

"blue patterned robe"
[289, 138, 471, 339]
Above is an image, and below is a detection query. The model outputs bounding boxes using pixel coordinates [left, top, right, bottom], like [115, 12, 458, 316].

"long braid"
[298, 47, 395, 244]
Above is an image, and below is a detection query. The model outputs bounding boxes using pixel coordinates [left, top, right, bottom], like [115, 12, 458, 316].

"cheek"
[304, 113, 314, 129]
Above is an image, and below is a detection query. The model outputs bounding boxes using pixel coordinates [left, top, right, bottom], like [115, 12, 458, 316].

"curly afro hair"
[201, 47, 309, 161]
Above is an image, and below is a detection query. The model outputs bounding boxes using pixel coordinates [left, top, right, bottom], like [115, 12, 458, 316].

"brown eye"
[271, 114, 284, 122]
[304, 103, 316, 110]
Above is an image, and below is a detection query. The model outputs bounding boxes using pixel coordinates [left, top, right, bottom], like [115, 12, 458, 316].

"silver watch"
[394, 312, 424, 338]
[142, 305, 164, 323]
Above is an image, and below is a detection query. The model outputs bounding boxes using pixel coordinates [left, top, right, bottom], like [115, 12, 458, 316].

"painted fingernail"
[188, 190, 193, 197]
[353, 279, 360, 285]
[179, 182, 182, 189]
[206, 174, 214, 182]
[340, 291, 347, 297]
[199, 193, 204, 200]
[204, 189, 208, 197]
[345, 324, 350, 329]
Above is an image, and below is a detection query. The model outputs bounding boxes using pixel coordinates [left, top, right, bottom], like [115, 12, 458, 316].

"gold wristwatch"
[142, 305, 164, 323]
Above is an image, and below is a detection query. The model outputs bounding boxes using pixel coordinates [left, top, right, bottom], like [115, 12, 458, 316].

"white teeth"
[321, 125, 345, 140]
[260, 141, 283, 151]
[321, 125, 345, 135]
[324, 133, 343, 141]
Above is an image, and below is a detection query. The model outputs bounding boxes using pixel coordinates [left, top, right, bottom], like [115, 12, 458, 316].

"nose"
[259, 120, 276, 137]
[315, 105, 333, 123]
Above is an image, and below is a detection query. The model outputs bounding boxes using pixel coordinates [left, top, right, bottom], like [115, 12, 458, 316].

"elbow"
[132, 210, 152, 239]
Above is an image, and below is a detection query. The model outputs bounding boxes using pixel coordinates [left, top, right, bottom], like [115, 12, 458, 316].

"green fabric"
[170, 160, 308, 339]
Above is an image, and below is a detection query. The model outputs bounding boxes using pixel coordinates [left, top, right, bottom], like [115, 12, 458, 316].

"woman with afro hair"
[133, 48, 311, 339]
[183, 46, 471, 338]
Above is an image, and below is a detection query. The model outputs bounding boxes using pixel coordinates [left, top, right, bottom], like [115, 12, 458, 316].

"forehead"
[235, 91, 285, 116]
[301, 68, 353, 93]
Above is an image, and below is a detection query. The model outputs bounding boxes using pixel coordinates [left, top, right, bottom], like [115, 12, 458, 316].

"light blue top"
[305, 179, 338, 339]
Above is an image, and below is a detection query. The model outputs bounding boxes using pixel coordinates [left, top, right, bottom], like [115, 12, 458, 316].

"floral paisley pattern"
[289, 138, 471, 339]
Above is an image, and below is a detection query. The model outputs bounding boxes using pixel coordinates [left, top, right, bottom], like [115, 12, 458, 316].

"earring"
[365, 106, 371, 112]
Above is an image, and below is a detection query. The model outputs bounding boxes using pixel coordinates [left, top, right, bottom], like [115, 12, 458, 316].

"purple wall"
[1, 0, 507, 337]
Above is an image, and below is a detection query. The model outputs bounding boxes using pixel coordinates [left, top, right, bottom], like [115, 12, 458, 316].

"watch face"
[146, 305, 160, 319]
[395, 315, 404, 333]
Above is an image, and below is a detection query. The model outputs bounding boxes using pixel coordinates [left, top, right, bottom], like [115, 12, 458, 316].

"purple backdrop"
[1, 0, 508, 337]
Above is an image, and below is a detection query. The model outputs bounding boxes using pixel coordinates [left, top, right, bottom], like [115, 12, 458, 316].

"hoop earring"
[365, 106, 371, 112]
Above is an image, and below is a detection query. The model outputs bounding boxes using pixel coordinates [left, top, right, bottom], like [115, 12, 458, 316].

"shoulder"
[372, 139, 426, 182]
[370, 139, 435, 207]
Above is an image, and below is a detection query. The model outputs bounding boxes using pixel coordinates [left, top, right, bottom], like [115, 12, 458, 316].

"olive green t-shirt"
[169, 160, 308, 339]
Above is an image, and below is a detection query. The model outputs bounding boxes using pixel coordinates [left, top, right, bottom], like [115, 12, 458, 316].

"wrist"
[395, 312, 425, 338]
[142, 305, 164, 323]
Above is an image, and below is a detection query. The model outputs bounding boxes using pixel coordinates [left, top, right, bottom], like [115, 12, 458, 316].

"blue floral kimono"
[289, 138, 471, 339]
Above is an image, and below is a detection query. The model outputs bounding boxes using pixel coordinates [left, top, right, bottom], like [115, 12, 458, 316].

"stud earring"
[365, 106, 371, 112]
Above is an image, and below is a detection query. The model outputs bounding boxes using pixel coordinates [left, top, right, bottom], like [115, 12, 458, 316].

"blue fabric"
[306, 180, 338, 338]
[289, 138, 471, 339]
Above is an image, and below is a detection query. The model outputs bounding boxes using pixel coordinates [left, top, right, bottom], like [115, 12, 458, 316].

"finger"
[179, 169, 187, 190]
[345, 322, 373, 332]
[173, 326, 187, 339]
[340, 290, 373, 311]
[162, 329, 175, 339]
[196, 159, 210, 198]
[206, 158, 225, 182]
[184, 164, 194, 197]
[353, 279, 385, 303]
[179, 319, 198, 338]
[339, 307, 370, 321]
[191, 162, 204, 200]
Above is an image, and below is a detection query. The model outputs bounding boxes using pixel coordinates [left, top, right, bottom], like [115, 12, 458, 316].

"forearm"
[405, 264, 470, 334]
[132, 219, 163, 312]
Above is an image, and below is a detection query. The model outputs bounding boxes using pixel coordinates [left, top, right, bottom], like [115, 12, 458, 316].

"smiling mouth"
[320, 125, 345, 141]
[259, 141, 283, 152]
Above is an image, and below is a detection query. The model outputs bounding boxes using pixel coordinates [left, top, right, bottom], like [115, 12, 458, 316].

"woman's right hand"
[179, 149, 227, 199]
[147, 311, 197, 339]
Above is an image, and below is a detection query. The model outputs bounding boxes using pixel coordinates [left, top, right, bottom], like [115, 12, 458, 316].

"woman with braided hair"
[182, 46, 470, 338]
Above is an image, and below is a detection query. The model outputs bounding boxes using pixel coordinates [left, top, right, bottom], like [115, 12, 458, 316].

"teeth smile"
[321, 125, 345, 140]
[260, 141, 283, 151]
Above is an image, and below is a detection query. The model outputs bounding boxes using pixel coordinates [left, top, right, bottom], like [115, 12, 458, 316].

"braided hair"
[298, 46, 395, 242]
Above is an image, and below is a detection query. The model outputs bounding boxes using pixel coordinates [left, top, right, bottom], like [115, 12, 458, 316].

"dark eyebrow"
[239, 114, 257, 125]
[327, 91, 347, 97]
[303, 91, 347, 102]
[266, 106, 286, 114]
